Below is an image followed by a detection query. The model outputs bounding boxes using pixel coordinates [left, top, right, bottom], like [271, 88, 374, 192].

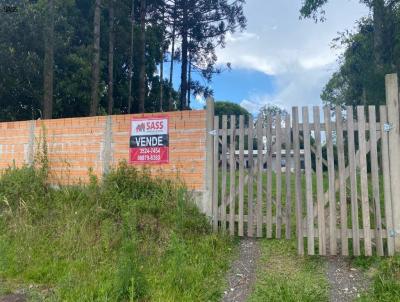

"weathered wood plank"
[336, 107, 348, 256]
[229, 115, 236, 236]
[357, 106, 372, 256]
[285, 113, 292, 239]
[266, 114, 273, 238]
[276, 114, 282, 238]
[238, 115, 245, 236]
[292, 107, 304, 255]
[346, 106, 360, 256]
[313, 107, 326, 255]
[324, 106, 337, 255]
[380, 105, 395, 256]
[219, 213, 389, 239]
[302, 107, 314, 255]
[212, 116, 219, 232]
[221, 115, 228, 232]
[216, 122, 383, 135]
[385, 74, 400, 253]
[256, 118, 263, 237]
[247, 116, 255, 237]
[368, 106, 384, 256]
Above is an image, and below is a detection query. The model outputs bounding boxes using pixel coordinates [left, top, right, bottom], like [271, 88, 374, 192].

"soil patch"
[326, 256, 371, 302]
[222, 238, 261, 302]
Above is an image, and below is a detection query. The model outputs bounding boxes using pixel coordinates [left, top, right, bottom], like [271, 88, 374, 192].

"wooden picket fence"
[210, 74, 400, 256]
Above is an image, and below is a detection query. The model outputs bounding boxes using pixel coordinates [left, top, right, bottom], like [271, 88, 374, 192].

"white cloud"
[240, 65, 333, 114]
[195, 94, 206, 105]
[216, 0, 369, 109]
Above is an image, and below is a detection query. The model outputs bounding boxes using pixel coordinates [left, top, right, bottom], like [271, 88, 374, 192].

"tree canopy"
[214, 101, 250, 117]
[300, 0, 400, 107]
[0, 0, 246, 121]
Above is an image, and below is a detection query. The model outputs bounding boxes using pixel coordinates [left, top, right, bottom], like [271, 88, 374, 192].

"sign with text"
[129, 116, 169, 164]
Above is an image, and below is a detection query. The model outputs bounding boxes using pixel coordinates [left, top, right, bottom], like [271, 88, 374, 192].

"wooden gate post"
[204, 97, 215, 218]
[385, 73, 400, 252]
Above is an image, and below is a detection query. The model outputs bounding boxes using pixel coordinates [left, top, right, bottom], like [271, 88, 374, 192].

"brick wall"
[0, 110, 207, 193]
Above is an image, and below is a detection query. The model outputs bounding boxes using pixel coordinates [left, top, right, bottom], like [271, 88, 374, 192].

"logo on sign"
[136, 122, 146, 133]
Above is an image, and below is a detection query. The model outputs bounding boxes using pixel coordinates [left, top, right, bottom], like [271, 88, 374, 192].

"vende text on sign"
[129, 116, 169, 164]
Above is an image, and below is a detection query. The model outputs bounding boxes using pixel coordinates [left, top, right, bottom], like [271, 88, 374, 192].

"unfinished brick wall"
[0, 110, 207, 193]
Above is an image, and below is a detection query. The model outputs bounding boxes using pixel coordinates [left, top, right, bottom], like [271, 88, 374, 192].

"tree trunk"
[138, 0, 147, 113]
[159, 10, 165, 112]
[187, 53, 191, 109]
[372, 0, 385, 70]
[107, 0, 115, 115]
[128, 0, 135, 114]
[160, 48, 164, 111]
[43, 0, 54, 119]
[180, 2, 188, 111]
[168, 5, 176, 111]
[90, 0, 102, 116]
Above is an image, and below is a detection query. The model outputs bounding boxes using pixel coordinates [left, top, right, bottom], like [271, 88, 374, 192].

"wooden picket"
[275, 114, 282, 239]
[284, 113, 292, 240]
[210, 74, 400, 256]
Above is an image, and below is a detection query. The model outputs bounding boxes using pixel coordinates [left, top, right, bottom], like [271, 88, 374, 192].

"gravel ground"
[0, 294, 26, 302]
[326, 256, 371, 302]
[222, 238, 261, 302]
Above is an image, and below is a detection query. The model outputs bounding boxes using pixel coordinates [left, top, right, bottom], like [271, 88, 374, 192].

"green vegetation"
[248, 239, 329, 302]
[300, 0, 398, 108]
[0, 1, 246, 119]
[0, 162, 235, 301]
[352, 256, 400, 302]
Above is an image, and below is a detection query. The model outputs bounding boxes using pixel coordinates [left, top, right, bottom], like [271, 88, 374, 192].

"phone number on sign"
[136, 154, 161, 161]
[139, 147, 161, 155]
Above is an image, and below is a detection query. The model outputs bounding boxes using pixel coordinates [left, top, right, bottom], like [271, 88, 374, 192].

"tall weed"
[0, 162, 233, 301]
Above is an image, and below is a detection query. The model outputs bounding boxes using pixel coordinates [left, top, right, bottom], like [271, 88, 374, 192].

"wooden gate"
[210, 74, 400, 256]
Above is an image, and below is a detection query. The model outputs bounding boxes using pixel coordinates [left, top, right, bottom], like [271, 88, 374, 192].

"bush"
[0, 162, 234, 301]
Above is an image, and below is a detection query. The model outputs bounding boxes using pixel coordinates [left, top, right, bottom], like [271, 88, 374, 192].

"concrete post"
[26, 120, 35, 165]
[102, 115, 113, 175]
[203, 97, 215, 217]
[385, 73, 400, 252]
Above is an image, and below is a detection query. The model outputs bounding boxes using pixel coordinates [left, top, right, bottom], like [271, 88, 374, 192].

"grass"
[0, 162, 236, 301]
[351, 255, 400, 302]
[248, 239, 329, 302]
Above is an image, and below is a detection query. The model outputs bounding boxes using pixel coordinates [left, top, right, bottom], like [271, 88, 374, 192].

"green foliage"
[257, 104, 288, 128]
[0, 162, 234, 301]
[0, 0, 247, 119]
[320, 19, 388, 107]
[214, 101, 250, 116]
[214, 101, 251, 128]
[352, 255, 400, 302]
[300, 0, 329, 22]
[300, 0, 399, 107]
[0, 0, 178, 119]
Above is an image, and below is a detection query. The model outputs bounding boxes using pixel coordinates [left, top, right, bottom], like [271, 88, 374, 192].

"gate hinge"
[384, 123, 394, 132]
[389, 229, 400, 237]
[209, 130, 217, 136]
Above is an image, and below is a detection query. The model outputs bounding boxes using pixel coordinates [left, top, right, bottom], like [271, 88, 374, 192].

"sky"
[187, 0, 370, 113]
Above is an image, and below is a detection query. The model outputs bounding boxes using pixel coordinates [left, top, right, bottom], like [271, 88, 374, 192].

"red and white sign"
[129, 116, 169, 164]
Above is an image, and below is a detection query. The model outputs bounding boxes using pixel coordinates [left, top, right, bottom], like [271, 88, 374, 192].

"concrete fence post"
[102, 115, 113, 175]
[204, 97, 215, 217]
[26, 120, 35, 165]
[385, 73, 400, 252]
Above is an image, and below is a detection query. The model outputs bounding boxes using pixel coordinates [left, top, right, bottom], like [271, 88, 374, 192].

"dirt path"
[0, 294, 26, 302]
[326, 257, 370, 302]
[222, 238, 260, 302]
